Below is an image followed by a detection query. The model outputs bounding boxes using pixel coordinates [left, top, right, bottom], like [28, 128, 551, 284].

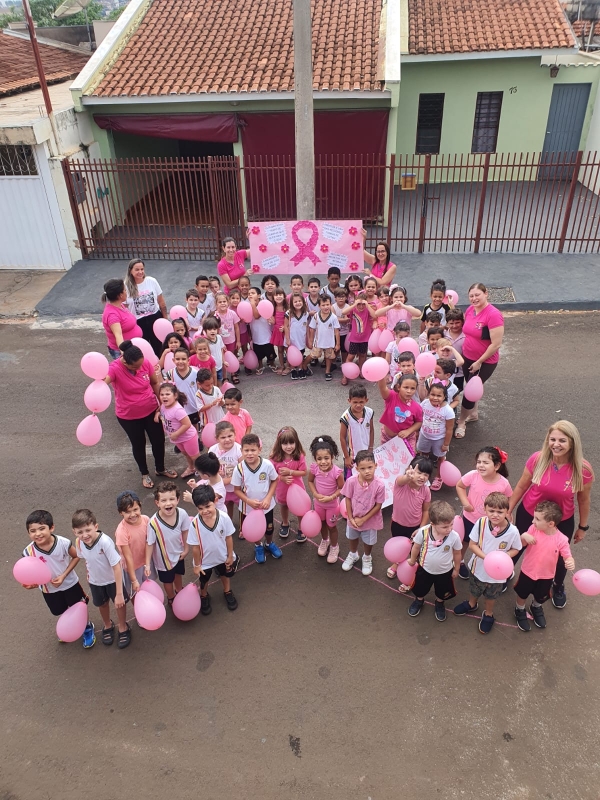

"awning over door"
[93, 113, 238, 142]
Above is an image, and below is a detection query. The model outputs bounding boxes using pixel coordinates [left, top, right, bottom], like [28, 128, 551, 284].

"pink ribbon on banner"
[290, 221, 322, 267]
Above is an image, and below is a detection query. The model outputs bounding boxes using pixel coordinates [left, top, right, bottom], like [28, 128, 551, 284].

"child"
[215, 291, 241, 363]
[223, 387, 253, 443]
[308, 435, 344, 564]
[418, 312, 443, 346]
[172, 318, 193, 350]
[420, 326, 445, 353]
[385, 326, 413, 381]
[196, 368, 225, 427]
[270, 426, 308, 543]
[261, 275, 280, 306]
[209, 420, 243, 521]
[159, 332, 188, 371]
[456, 446, 512, 579]
[339, 385, 374, 479]
[184, 452, 227, 514]
[21, 509, 93, 647]
[406, 500, 462, 621]
[363, 276, 380, 320]
[202, 316, 226, 384]
[417, 383, 455, 490]
[190, 338, 217, 384]
[288, 274, 306, 300]
[228, 289, 250, 359]
[269, 288, 289, 375]
[377, 285, 421, 331]
[374, 286, 390, 330]
[341, 295, 372, 384]
[345, 274, 363, 304]
[453, 492, 521, 633]
[417, 358, 459, 407]
[209, 275, 221, 297]
[340, 450, 386, 576]
[145, 481, 191, 605]
[248, 286, 274, 374]
[378, 372, 423, 449]
[155, 383, 200, 479]
[237, 274, 251, 301]
[320, 266, 341, 302]
[73, 508, 131, 648]
[388, 457, 432, 581]
[513, 501, 574, 632]
[308, 294, 340, 381]
[189, 485, 239, 614]
[333, 288, 351, 355]
[420, 278, 453, 332]
[195, 274, 216, 316]
[306, 277, 321, 317]
[285, 292, 312, 380]
[231, 433, 280, 563]
[444, 308, 466, 391]
[184, 288, 204, 334]
[164, 348, 200, 434]
[115, 490, 154, 598]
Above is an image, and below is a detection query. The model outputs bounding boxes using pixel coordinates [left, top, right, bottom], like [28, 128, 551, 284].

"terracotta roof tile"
[0, 33, 89, 97]
[408, 0, 576, 54]
[92, 0, 383, 97]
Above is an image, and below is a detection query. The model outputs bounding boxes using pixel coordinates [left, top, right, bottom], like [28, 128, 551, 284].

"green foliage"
[29, 0, 103, 26]
[0, 10, 24, 28]
[106, 5, 125, 20]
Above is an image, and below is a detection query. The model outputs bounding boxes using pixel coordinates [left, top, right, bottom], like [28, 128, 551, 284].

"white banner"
[372, 437, 413, 509]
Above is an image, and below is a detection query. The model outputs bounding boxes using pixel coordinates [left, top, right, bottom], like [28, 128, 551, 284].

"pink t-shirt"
[462, 304, 504, 364]
[102, 304, 142, 350]
[159, 402, 197, 443]
[460, 470, 513, 523]
[224, 408, 253, 443]
[190, 355, 216, 371]
[310, 462, 343, 507]
[108, 357, 158, 420]
[371, 261, 396, 279]
[392, 481, 431, 527]
[386, 306, 413, 331]
[342, 475, 386, 531]
[216, 309, 240, 344]
[522, 451, 594, 519]
[349, 306, 372, 343]
[272, 455, 307, 490]
[115, 514, 150, 571]
[379, 392, 423, 434]
[521, 525, 572, 580]
[217, 251, 247, 294]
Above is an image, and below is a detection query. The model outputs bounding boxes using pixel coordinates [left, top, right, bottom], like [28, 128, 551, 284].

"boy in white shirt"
[202, 316, 226, 383]
[339, 385, 374, 479]
[185, 288, 204, 334]
[189, 485, 239, 615]
[196, 368, 225, 427]
[195, 274, 216, 317]
[308, 295, 340, 381]
[145, 481, 191, 605]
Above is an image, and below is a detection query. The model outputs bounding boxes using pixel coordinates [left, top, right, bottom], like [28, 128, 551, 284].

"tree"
[106, 5, 125, 19]
[28, 0, 103, 26]
[0, 10, 24, 28]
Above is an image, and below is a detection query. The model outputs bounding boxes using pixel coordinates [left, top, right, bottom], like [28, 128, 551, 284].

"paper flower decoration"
[348, 226, 358, 236]
[351, 241, 361, 250]
[281, 244, 290, 253]
[320, 244, 329, 253]
[251, 226, 260, 235]
[252, 264, 260, 273]
[259, 244, 267, 253]
[349, 262, 359, 271]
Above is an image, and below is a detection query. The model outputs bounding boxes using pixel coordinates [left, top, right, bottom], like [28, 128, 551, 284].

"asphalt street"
[1, 311, 599, 800]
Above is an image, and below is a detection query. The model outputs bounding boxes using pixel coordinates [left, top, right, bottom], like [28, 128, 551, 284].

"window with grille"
[471, 92, 503, 153]
[0, 144, 38, 176]
[416, 94, 445, 154]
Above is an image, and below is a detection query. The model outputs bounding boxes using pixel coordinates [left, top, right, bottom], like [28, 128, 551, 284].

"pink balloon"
[83, 380, 112, 414]
[169, 305, 188, 321]
[139, 580, 164, 602]
[134, 591, 166, 630]
[224, 351, 240, 373]
[243, 350, 259, 370]
[257, 299, 274, 319]
[172, 583, 201, 621]
[56, 601, 88, 642]
[453, 515, 465, 542]
[339, 498, 348, 519]
[483, 551, 513, 581]
[445, 289, 459, 305]
[344, 336, 352, 352]
[221, 381, 234, 392]
[383, 537, 412, 563]
[342, 362, 360, 379]
[242, 509, 267, 543]
[201, 422, 217, 447]
[396, 559, 418, 586]
[378, 329, 394, 350]
[287, 345, 303, 367]
[153, 318, 174, 340]
[361, 356, 389, 382]
[80, 351, 109, 380]
[368, 329, 381, 354]
[287, 485, 312, 517]
[164, 352, 175, 371]
[398, 337, 419, 357]
[13, 556, 52, 585]
[440, 460, 462, 487]
[131, 337, 158, 366]
[572, 569, 600, 596]
[464, 376, 484, 402]
[301, 510, 322, 538]
[237, 300, 254, 323]
[415, 352, 436, 377]
[76, 414, 102, 446]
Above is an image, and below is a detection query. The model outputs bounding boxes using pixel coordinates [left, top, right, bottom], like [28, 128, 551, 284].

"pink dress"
[310, 463, 343, 521]
[270, 309, 286, 346]
[272, 455, 307, 504]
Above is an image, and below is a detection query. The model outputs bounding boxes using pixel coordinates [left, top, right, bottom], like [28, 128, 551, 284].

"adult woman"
[124, 258, 167, 356]
[105, 340, 177, 489]
[508, 421, 594, 609]
[101, 279, 142, 360]
[217, 237, 253, 294]
[454, 283, 504, 439]
[362, 232, 397, 287]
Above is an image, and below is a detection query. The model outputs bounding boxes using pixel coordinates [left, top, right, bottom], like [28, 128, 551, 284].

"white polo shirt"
[23, 535, 79, 594]
[146, 509, 191, 571]
[340, 406, 374, 460]
[187, 510, 236, 569]
[468, 517, 522, 583]
[413, 525, 462, 575]
[309, 311, 340, 349]
[288, 311, 309, 350]
[76, 532, 121, 586]
[164, 367, 199, 414]
[230, 457, 278, 513]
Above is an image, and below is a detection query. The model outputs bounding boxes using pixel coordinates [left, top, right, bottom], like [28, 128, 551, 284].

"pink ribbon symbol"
[290, 221, 321, 267]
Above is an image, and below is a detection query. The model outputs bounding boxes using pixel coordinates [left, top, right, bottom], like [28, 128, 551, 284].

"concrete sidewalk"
[34, 251, 600, 317]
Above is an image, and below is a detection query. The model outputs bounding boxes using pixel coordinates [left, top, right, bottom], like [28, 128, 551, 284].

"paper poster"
[248, 220, 363, 275]
[370, 436, 413, 509]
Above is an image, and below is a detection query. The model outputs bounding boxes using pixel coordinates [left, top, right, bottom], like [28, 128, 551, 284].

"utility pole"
[293, 0, 315, 218]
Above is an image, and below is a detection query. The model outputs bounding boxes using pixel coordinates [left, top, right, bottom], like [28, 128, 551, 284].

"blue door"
[541, 83, 591, 178]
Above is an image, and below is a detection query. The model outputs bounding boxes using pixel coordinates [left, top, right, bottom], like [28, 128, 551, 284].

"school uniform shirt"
[460, 470, 513, 524]
[223, 408, 253, 444]
[468, 517, 522, 582]
[420, 302, 451, 326]
[231, 457, 278, 513]
[209, 442, 243, 486]
[164, 367, 199, 415]
[309, 311, 340, 349]
[341, 475, 386, 531]
[115, 515, 150, 572]
[520, 525, 572, 581]
[75, 532, 121, 587]
[320, 284, 338, 303]
[420, 399, 455, 440]
[207, 335, 225, 370]
[333, 303, 351, 336]
[385, 340, 413, 378]
[190, 478, 227, 513]
[196, 385, 225, 425]
[187, 510, 236, 570]
[306, 295, 321, 315]
[198, 294, 216, 317]
[125, 276, 162, 318]
[413, 525, 462, 574]
[146, 509, 191, 572]
[340, 406, 374, 460]
[22, 535, 79, 594]
[249, 315, 272, 345]
[287, 311, 309, 350]
[392, 482, 431, 527]
[186, 306, 204, 332]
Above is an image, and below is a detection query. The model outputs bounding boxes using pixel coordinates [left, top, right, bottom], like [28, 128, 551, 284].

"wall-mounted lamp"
[549, 65, 560, 78]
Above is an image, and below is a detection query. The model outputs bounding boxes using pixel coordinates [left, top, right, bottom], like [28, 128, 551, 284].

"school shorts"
[199, 555, 240, 588]
[216, 368, 223, 381]
[157, 558, 186, 585]
[311, 346, 335, 360]
[391, 520, 418, 538]
[123, 564, 157, 596]
[90, 581, 130, 607]
[252, 342, 275, 362]
[188, 411, 200, 428]
[225, 342, 238, 353]
[346, 525, 378, 545]
[513, 572, 553, 604]
[417, 432, 447, 459]
[348, 341, 368, 355]
[469, 573, 504, 600]
[43, 582, 88, 616]
[412, 566, 456, 601]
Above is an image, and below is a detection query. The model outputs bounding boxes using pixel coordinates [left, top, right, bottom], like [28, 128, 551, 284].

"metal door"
[541, 83, 590, 177]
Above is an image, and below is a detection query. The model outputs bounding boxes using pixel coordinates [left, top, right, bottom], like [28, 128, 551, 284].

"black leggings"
[512, 503, 575, 587]
[461, 357, 498, 411]
[137, 310, 164, 356]
[117, 411, 166, 475]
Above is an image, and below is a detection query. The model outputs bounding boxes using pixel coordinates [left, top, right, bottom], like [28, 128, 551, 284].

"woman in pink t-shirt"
[101, 279, 142, 359]
[455, 283, 505, 440]
[509, 420, 594, 607]
[362, 235, 397, 287]
[217, 237, 252, 294]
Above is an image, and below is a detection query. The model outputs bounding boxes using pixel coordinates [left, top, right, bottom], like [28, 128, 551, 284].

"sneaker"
[479, 612, 495, 634]
[201, 593, 212, 615]
[514, 606, 531, 632]
[311, 359, 319, 367]
[254, 544, 266, 564]
[434, 601, 446, 622]
[290, 369, 299, 381]
[326, 544, 340, 564]
[279, 525, 290, 539]
[529, 604, 546, 628]
[330, 363, 338, 372]
[317, 538, 330, 556]
[325, 372, 333, 381]
[298, 369, 307, 380]
[264, 541, 283, 559]
[458, 563, 470, 580]
[336, 354, 342, 363]
[453, 600, 478, 616]
[408, 598, 425, 617]
[224, 591, 238, 611]
[304, 367, 313, 377]
[82, 621, 95, 649]
[296, 529, 307, 543]
[361, 553, 373, 576]
[501, 581, 509, 593]
[341, 551, 360, 571]
[551, 584, 567, 609]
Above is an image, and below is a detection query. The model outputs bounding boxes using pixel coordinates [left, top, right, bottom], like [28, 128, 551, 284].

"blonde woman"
[124, 258, 167, 356]
[508, 421, 594, 609]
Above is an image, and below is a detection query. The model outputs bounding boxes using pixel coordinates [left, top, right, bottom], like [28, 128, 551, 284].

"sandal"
[281, 367, 291, 376]
[431, 477, 443, 491]
[156, 469, 178, 479]
[180, 468, 195, 479]
[398, 583, 411, 593]
[117, 623, 132, 650]
[269, 365, 282, 374]
[387, 565, 398, 579]
[102, 622, 115, 646]
[142, 474, 154, 489]
[465, 412, 479, 423]
[255, 367, 264, 375]
[454, 425, 466, 439]
[231, 374, 240, 384]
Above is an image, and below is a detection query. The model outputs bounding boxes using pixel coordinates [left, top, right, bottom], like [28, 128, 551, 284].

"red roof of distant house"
[0, 33, 89, 96]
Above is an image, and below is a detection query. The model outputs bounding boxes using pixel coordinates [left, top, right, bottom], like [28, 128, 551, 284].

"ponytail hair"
[119, 339, 144, 364]
[102, 278, 125, 303]
[430, 277, 447, 295]
[159, 382, 187, 407]
[309, 434, 339, 459]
